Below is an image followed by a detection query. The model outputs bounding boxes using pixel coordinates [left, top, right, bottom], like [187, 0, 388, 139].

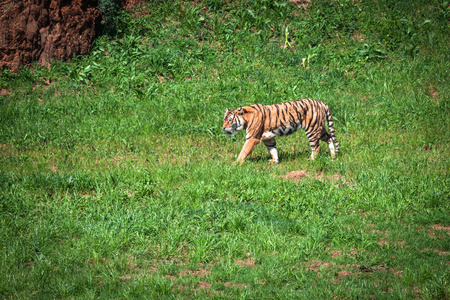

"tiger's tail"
[325, 105, 340, 153]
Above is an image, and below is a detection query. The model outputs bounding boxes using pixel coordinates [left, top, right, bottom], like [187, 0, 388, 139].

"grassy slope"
[1, 0, 449, 298]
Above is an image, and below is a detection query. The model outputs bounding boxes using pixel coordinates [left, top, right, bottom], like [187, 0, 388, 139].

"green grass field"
[1, 0, 449, 298]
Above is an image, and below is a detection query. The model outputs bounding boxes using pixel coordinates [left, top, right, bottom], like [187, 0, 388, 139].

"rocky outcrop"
[0, 0, 101, 72]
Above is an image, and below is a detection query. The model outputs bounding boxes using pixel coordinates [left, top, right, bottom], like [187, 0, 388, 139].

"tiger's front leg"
[263, 138, 279, 163]
[235, 138, 261, 163]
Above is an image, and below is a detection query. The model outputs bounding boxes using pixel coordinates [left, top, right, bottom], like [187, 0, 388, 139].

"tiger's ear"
[237, 107, 248, 115]
[226, 107, 230, 112]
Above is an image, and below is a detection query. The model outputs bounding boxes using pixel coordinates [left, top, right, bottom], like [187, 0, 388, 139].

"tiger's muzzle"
[223, 127, 234, 136]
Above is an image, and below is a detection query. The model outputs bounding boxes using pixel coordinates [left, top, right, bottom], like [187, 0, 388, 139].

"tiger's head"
[222, 107, 246, 136]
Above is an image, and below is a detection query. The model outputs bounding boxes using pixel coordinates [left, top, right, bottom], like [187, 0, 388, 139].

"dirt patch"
[118, 0, 148, 10]
[331, 250, 343, 259]
[288, 0, 310, 9]
[377, 239, 408, 248]
[234, 253, 256, 268]
[78, 190, 97, 199]
[305, 261, 403, 279]
[329, 248, 366, 259]
[234, 258, 255, 268]
[224, 282, 250, 289]
[0, 144, 17, 157]
[126, 1, 164, 21]
[198, 281, 211, 289]
[338, 270, 351, 277]
[421, 249, 449, 256]
[432, 224, 450, 232]
[376, 266, 387, 273]
[428, 85, 440, 103]
[279, 170, 308, 181]
[305, 260, 330, 271]
[278, 170, 353, 186]
[377, 239, 389, 246]
[432, 250, 448, 256]
[425, 225, 448, 239]
[173, 285, 186, 292]
[428, 230, 437, 238]
[164, 275, 176, 281]
[147, 265, 158, 273]
[87, 257, 107, 267]
[349, 249, 366, 256]
[179, 268, 211, 278]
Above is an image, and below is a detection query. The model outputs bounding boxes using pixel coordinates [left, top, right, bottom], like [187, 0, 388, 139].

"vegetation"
[1, 0, 449, 298]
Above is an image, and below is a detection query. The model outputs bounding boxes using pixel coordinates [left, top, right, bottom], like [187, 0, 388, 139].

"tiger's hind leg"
[263, 138, 279, 163]
[306, 130, 321, 160]
[320, 130, 336, 158]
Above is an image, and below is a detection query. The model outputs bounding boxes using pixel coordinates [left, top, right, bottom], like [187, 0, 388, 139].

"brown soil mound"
[280, 170, 309, 181]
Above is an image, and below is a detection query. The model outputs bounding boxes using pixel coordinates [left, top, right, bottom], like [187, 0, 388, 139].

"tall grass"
[1, 0, 449, 298]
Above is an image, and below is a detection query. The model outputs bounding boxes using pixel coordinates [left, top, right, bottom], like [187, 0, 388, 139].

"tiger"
[222, 98, 340, 164]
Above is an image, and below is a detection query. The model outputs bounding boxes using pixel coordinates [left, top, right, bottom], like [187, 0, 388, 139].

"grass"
[0, 0, 449, 298]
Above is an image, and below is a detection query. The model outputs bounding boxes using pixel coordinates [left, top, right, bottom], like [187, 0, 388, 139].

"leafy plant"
[98, 0, 119, 35]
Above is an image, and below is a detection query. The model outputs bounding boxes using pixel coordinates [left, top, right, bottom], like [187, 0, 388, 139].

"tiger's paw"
[269, 159, 279, 164]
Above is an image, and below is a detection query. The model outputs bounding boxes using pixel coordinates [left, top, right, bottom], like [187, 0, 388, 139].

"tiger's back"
[223, 98, 339, 163]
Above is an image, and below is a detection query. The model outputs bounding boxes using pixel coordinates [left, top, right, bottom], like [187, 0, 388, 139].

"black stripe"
[305, 106, 314, 129]
[275, 104, 280, 127]
[288, 112, 296, 126]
